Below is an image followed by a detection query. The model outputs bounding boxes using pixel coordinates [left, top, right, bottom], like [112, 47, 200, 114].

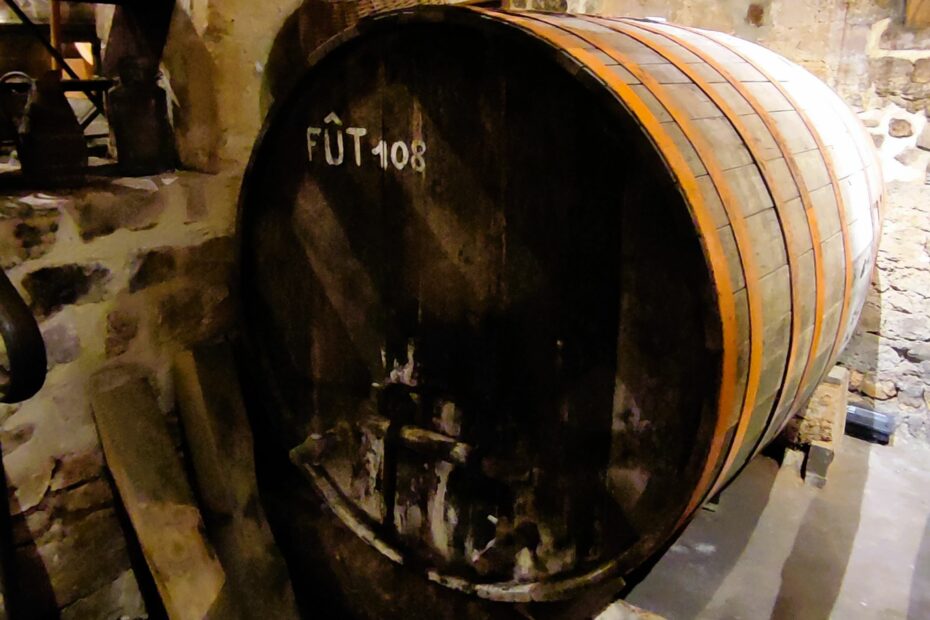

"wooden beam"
[173, 345, 300, 620]
[90, 368, 235, 620]
[49, 0, 62, 71]
[907, 0, 930, 28]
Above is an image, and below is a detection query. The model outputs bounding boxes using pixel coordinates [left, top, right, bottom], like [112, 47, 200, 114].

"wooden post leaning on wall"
[90, 367, 235, 620]
[49, 0, 62, 71]
[907, 0, 930, 28]
[172, 344, 300, 620]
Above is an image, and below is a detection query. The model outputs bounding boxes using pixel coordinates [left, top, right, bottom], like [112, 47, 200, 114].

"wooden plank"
[172, 345, 300, 620]
[89, 368, 233, 620]
[908, 0, 930, 28]
[0, 457, 12, 620]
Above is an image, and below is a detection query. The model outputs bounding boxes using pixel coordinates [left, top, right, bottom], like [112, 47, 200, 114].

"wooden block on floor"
[780, 366, 849, 487]
[823, 365, 850, 390]
[89, 366, 233, 620]
[804, 440, 834, 489]
[781, 446, 806, 479]
[173, 344, 299, 620]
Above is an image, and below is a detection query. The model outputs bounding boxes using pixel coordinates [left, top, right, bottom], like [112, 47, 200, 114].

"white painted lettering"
[307, 127, 321, 161]
[390, 141, 410, 170]
[347, 127, 368, 167]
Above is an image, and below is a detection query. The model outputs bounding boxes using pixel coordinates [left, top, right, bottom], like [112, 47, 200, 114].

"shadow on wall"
[839, 180, 930, 442]
[910, 515, 930, 620]
[3, 457, 55, 619]
[161, 7, 221, 173]
[261, 0, 423, 118]
[840, 273, 889, 426]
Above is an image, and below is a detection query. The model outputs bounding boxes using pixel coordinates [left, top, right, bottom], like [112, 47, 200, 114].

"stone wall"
[0, 0, 299, 614]
[2, 0, 362, 610]
[1, 170, 241, 616]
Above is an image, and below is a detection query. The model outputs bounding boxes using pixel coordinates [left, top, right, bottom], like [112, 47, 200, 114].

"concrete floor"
[622, 437, 930, 620]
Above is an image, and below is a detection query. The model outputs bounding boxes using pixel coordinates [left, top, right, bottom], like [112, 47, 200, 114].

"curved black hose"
[0, 268, 46, 403]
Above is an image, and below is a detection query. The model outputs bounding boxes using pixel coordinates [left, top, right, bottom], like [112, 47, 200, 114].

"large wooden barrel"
[237, 6, 882, 608]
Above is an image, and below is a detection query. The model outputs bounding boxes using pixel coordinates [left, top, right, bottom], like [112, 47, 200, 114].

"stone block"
[860, 372, 897, 400]
[56, 480, 112, 514]
[21, 264, 110, 318]
[881, 309, 928, 341]
[0, 200, 61, 269]
[848, 368, 864, 391]
[129, 236, 234, 293]
[804, 440, 834, 489]
[129, 248, 177, 293]
[12, 508, 135, 613]
[915, 59, 930, 85]
[10, 506, 50, 547]
[895, 148, 927, 167]
[904, 342, 930, 364]
[871, 58, 915, 94]
[104, 309, 139, 358]
[918, 124, 930, 152]
[9, 457, 54, 514]
[155, 283, 233, 347]
[60, 570, 146, 620]
[41, 320, 81, 367]
[0, 423, 35, 456]
[897, 379, 927, 409]
[66, 184, 167, 241]
[50, 449, 105, 492]
[889, 118, 914, 138]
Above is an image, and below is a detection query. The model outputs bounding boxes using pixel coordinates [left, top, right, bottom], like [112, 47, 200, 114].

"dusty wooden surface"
[173, 344, 300, 620]
[90, 367, 233, 620]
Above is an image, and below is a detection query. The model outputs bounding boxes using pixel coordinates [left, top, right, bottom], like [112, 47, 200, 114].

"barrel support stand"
[778, 366, 850, 488]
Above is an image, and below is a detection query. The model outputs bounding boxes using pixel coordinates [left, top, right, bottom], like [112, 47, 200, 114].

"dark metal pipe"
[0, 268, 46, 403]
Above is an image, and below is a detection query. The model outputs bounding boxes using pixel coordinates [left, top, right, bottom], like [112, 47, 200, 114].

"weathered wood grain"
[173, 345, 300, 620]
[89, 367, 233, 620]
